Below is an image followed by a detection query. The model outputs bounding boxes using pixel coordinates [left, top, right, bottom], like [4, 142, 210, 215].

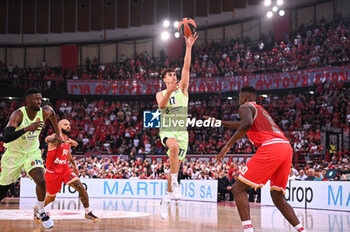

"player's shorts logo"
[143, 111, 161, 128]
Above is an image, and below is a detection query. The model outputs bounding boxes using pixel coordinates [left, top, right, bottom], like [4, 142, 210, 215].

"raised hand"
[168, 83, 179, 93]
[185, 32, 198, 47]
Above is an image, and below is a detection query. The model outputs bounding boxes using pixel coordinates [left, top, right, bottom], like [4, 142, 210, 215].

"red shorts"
[45, 168, 79, 195]
[238, 141, 292, 193]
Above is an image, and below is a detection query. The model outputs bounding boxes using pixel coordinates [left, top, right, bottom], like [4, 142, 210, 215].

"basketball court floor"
[0, 198, 348, 232]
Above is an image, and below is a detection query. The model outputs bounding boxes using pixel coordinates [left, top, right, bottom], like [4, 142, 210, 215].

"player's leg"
[0, 151, 23, 201]
[232, 180, 252, 221]
[25, 153, 54, 229]
[68, 179, 99, 222]
[269, 144, 305, 232]
[44, 194, 56, 206]
[233, 145, 282, 232]
[166, 137, 180, 186]
[28, 167, 46, 202]
[44, 171, 61, 207]
[0, 184, 12, 201]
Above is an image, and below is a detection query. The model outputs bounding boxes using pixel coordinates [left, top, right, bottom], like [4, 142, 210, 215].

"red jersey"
[46, 140, 70, 174]
[246, 102, 288, 147]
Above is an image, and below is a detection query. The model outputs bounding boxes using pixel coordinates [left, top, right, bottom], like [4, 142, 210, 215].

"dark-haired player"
[0, 88, 63, 229]
[213, 86, 306, 232]
[156, 32, 197, 219]
[43, 119, 99, 222]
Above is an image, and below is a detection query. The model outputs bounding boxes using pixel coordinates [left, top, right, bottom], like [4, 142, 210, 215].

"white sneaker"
[34, 206, 54, 229]
[171, 182, 182, 200]
[160, 198, 170, 219]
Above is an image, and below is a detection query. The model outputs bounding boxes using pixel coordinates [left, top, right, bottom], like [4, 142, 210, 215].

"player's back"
[246, 102, 288, 147]
[45, 140, 70, 173]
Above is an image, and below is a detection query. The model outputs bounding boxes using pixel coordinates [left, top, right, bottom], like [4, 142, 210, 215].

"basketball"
[178, 17, 197, 37]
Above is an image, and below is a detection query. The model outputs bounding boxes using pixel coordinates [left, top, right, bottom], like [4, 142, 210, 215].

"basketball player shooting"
[0, 88, 63, 229]
[208, 87, 306, 232]
[43, 119, 99, 222]
[156, 32, 198, 219]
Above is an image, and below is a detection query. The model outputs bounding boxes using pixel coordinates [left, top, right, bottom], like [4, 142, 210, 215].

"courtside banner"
[67, 66, 350, 95]
[20, 178, 218, 202]
[261, 181, 350, 211]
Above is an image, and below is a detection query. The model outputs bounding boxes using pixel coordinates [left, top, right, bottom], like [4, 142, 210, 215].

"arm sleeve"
[3, 126, 26, 143]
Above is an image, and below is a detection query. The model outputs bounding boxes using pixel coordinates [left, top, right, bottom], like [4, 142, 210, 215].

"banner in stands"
[261, 181, 350, 211]
[67, 66, 350, 95]
[20, 178, 218, 202]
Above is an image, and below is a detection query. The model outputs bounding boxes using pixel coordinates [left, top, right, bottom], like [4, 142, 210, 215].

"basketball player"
[213, 86, 305, 232]
[156, 32, 198, 219]
[43, 119, 99, 222]
[0, 88, 63, 229]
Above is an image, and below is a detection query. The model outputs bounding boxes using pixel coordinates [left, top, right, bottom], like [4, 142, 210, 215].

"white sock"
[164, 192, 172, 202]
[295, 224, 305, 232]
[242, 220, 254, 232]
[171, 174, 178, 184]
[85, 207, 90, 214]
[37, 201, 45, 211]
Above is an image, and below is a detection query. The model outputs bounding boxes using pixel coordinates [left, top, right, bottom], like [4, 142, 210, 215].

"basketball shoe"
[33, 205, 54, 229]
[85, 211, 100, 222]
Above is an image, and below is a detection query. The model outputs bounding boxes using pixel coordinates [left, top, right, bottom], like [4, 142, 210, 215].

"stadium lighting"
[277, 0, 283, 6]
[264, 0, 271, 6]
[272, 6, 278, 12]
[227, 97, 233, 100]
[174, 32, 180, 38]
[279, 10, 285, 16]
[261, 94, 268, 98]
[173, 21, 179, 28]
[9, 97, 13, 100]
[266, 11, 273, 18]
[163, 20, 170, 28]
[310, 91, 314, 94]
[161, 31, 170, 40]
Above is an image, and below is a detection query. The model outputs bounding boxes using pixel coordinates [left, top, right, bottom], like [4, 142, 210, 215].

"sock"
[242, 220, 254, 232]
[295, 224, 305, 232]
[85, 207, 90, 214]
[37, 201, 45, 211]
[163, 192, 172, 202]
[171, 174, 178, 184]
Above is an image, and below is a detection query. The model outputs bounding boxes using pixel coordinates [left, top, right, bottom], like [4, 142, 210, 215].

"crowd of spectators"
[0, 19, 349, 89]
[0, 81, 349, 159]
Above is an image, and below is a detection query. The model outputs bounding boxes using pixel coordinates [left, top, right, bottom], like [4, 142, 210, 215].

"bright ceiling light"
[279, 10, 285, 16]
[173, 21, 179, 28]
[174, 32, 180, 38]
[277, 0, 283, 6]
[163, 20, 170, 28]
[264, 0, 271, 6]
[266, 11, 273, 18]
[161, 31, 170, 40]
[272, 6, 278, 12]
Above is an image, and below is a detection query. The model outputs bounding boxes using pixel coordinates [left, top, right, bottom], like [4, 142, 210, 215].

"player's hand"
[216, 144, 230, 162]
[168, 83, 179, 93]
[185, 32, 198, 47]
[25, 121, 45, 132]
[66, 139, 78, 147]
[54, 134, 64, 144]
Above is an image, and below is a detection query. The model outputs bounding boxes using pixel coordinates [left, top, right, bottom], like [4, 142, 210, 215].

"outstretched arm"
[43, 105, 64, 143]
[179, 33, 198, 94]
[216, 104, 254, 160]
[203, 116, 241, 129]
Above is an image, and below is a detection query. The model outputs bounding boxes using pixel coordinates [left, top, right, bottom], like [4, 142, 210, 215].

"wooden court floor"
[0, 198, 348, 232]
